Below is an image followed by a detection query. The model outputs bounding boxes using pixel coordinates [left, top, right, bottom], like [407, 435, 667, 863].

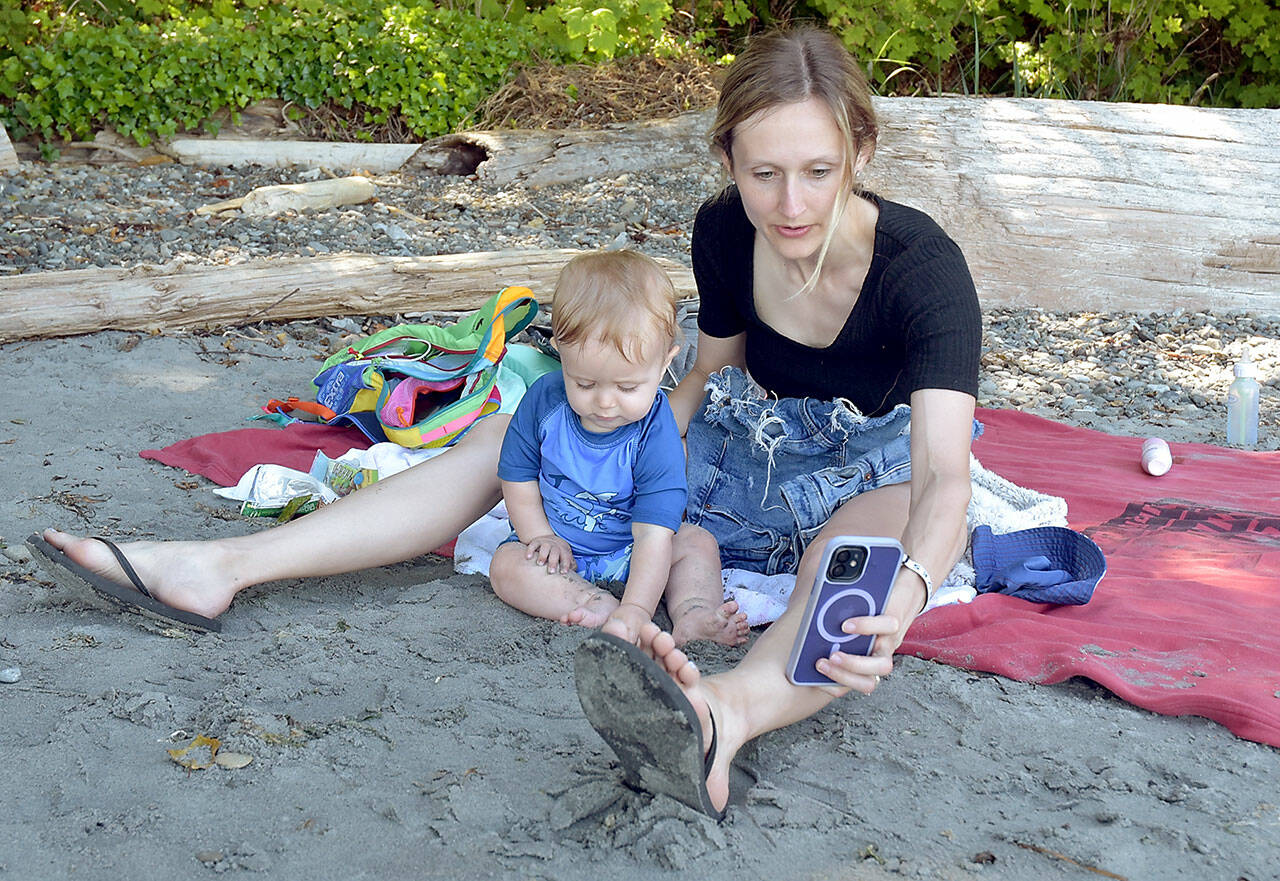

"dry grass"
[290, 101, 423, 144]
[175, 54, 721, 146]
[474, 54, 722, 130]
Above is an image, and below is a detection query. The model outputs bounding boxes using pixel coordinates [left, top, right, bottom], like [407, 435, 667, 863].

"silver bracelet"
[900, 555, 933, 613]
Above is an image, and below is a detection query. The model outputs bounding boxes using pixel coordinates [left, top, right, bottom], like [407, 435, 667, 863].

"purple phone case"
[786, 536, 905, 687]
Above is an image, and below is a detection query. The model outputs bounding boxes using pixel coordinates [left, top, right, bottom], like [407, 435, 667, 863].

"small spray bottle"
[1226, 349, 1260, 446]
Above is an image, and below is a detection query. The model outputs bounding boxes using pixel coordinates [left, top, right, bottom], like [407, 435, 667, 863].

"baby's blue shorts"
[499, 532, 632, 584]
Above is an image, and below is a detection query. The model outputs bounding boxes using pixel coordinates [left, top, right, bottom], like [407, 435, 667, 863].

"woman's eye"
[753, 170, 775, 181]
[811, 167, 831, 179]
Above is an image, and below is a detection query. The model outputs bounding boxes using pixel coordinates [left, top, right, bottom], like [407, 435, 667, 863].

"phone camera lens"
[835, 549, 851, 564]
[830, 563, 847, 579]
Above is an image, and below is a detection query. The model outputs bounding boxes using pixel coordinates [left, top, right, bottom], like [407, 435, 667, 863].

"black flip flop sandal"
[574, 631, 723, 819]
[26, 534, 222, 633]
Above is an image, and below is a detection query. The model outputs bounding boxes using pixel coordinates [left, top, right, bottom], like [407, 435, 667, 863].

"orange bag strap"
[263, 397, 338, 422]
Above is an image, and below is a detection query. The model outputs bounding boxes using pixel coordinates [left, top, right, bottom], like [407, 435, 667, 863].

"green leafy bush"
[976, 0, 1280, 106]
[529, 0, 678, 59]
[1, 0, 1273, 151]
[0, 0, 681, 145]
[709, 0, 1280, 107]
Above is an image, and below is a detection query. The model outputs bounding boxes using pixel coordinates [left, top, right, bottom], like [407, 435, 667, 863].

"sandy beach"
[2, 321, 1277, 881]
[1, 135, 1278, 879]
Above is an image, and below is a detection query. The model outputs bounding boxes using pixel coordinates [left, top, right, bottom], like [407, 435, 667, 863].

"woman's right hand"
[525, 534, 575, 575]
[813, 568, 924, 695]
[813, 618, 897, 698]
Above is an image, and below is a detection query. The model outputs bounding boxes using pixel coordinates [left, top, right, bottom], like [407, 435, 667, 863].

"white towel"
[448, 454, 1068, 627]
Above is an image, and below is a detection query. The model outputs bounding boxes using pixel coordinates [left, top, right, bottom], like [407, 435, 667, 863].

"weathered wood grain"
[862, 98, 1279, 314]
[4, 96, 1277, 340]
[0, 121, 18, 173]
[0, 250, 695, 342]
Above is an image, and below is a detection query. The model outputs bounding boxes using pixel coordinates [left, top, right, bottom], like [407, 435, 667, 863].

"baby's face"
[557, 334, 678, 434]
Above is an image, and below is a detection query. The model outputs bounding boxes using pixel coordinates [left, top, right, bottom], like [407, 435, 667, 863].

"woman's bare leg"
[643, 483, 914, 811]
[41, 414, 511, 619]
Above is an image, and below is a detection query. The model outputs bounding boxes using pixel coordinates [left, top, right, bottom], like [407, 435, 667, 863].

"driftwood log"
[0, 122, 18, 173]
[194, 176, 377, 216]
[165, 138, 421, 174]
[1, 97, 1277, 340]
[861, 98, 1279, 315]
[414, 110, 715, 187]
[435, 99, 1279, 314]
[0, 250, 695, 343]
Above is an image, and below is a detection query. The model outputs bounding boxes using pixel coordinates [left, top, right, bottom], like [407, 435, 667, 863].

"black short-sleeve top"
[692, 187, 982, 417]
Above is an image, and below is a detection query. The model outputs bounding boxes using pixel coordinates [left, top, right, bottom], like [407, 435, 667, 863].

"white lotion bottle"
[1226, 350, 1260, 446]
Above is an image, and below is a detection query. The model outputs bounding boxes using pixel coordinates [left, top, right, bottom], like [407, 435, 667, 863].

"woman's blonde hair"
[552, 250, 678, 363]
[710, 28, 879, 294]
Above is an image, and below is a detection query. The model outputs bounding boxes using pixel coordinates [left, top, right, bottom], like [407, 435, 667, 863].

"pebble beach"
[3, 159, 1275, 451]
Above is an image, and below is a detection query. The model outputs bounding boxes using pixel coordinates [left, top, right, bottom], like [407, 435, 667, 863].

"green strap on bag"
[292, 285, 552, 449]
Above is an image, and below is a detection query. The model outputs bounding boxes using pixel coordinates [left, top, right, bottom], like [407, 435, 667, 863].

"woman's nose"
[780, 179, 804, 218]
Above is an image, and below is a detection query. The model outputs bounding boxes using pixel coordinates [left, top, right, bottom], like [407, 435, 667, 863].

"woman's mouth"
[775, 224, 812, 239]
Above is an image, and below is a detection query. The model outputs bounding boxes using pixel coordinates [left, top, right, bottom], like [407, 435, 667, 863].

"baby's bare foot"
[561, 590, 620, 629]
[670, 598, 750, 647]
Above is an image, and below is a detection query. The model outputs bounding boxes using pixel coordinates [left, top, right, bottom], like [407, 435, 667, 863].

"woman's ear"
[715, 145, 734, 180]
[852, 140, 875, 176]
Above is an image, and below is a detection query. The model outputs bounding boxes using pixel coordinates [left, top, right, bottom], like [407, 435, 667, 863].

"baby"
[491, 250, 747, 647]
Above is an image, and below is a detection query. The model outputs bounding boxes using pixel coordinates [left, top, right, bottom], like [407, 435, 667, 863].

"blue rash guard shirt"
[497, 372, 687, 556]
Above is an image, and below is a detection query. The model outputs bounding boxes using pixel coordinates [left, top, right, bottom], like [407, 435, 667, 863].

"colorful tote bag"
[270, 286, 543, 449]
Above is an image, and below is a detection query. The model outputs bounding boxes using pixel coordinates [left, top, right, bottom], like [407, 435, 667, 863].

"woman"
[573, 28, 980, 817]
[34, 25, 977, 818]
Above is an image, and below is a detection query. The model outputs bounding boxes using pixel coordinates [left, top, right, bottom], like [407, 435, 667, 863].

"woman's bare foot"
[560, 589, 621, 629]
[40, 528, 238, 619]
[669, 598, 750, 647]
[635, 622, 738, 812]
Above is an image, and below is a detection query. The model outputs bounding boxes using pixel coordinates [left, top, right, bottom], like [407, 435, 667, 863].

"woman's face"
[724, 97, 858, 264]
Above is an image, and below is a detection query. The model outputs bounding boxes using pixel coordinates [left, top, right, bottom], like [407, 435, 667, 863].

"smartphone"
[786, 535, 905, 687]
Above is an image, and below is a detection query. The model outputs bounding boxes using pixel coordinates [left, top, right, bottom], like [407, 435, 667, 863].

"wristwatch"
[900, 555, 933, 613]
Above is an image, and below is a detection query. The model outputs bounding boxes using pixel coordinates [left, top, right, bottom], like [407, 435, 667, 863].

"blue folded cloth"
[971, 524, 1107, 605]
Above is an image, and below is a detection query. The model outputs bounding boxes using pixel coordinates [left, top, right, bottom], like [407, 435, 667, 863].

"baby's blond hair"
[552, 250, 678, 363]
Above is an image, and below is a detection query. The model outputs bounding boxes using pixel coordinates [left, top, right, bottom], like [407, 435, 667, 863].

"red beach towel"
[140, 424, 457, 557]
[902, 409, 1280, 749]
[142, 411, 1280, 746]
[141, 423, 373, 487]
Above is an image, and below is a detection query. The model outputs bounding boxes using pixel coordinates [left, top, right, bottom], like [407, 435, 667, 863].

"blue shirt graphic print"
[497, 372, 687, 558]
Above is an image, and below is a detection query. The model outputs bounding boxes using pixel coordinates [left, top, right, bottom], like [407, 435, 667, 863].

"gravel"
[0, 162, 704, 268]
[2, 160, 1277, 450]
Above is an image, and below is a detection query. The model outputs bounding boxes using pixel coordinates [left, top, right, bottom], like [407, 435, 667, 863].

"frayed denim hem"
[685, 367, 979, 575]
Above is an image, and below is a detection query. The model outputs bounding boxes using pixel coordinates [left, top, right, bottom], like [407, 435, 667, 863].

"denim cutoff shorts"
[685, 367, 981, 576]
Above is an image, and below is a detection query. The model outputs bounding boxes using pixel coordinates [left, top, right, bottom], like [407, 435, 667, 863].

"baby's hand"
[526, 534, 574, 575]
[601, 602, 652, 646]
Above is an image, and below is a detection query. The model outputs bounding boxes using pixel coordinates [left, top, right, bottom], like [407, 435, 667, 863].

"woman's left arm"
[876, 387, 976, 653]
